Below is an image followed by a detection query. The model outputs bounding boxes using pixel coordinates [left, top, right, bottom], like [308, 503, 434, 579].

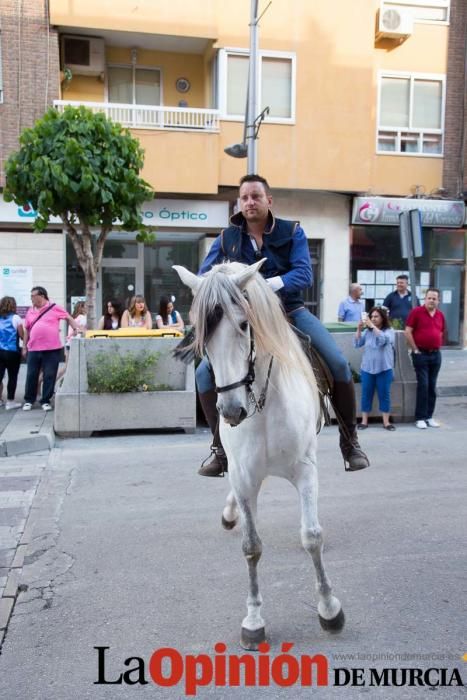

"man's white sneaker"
[5, 401, 22, 410]
[415, 420, 427, 429]
[426, 418, 440, 428]
[22, 403, 33, 411]
[41, 403, 53, 412]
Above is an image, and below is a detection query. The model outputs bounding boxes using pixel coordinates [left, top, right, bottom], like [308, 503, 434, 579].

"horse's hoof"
[319, 608, 345, 633]
[240, 626, 266, 650]
[222, 515, 237, 530]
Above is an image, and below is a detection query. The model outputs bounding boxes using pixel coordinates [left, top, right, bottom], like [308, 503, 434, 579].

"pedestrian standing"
[22, 286, 80, 411]
[0, 296, 24, 410]
[383, 274, 420, 327]
[404, 288, 446, 429]
[337, 283, 365, 322]
[354, 306, 396, 430]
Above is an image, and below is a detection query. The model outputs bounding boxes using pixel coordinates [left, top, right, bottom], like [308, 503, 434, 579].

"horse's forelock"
[190, 267, 250, 353]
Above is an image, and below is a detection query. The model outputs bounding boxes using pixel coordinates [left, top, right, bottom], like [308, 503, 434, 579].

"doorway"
[434, 264, 462, 345]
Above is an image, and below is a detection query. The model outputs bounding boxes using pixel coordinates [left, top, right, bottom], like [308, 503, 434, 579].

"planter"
[329, 330, 417, 422]
[54, 337, 196, 436]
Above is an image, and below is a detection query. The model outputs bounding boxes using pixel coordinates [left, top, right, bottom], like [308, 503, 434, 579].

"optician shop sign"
[352, 197, 465, 228]
[0, 195, 229, 229]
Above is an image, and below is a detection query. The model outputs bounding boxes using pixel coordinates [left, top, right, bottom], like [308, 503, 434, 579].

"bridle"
[212, 323, 274, 417]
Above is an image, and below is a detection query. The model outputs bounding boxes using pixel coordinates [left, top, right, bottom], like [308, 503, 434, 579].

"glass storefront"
[351, 226, 465, 344]
[66, 232, 201, 323]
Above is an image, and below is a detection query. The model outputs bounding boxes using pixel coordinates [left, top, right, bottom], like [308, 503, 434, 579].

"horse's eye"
[240, 321, 248, 332]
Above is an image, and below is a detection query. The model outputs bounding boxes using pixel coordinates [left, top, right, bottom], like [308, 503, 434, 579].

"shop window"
[351, 226, 432, 304]
[107, 65, 161, 106]
[219, 49, 295, 122]
[377, 73, 444, 156]
[381, 1, 450, 22]
[303, 240, 322, 318]
[144, 240, 200, 323]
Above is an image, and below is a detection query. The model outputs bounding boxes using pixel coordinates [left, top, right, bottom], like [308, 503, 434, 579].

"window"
[107, 65, 161, 106]
[382, 0, 450, 23]
[219, 49, 295, 122]
[377, 73, 445, 156]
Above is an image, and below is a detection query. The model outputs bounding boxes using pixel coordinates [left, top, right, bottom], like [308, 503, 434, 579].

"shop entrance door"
[98, 260, 142, 318]
[434, 264, 461, 345]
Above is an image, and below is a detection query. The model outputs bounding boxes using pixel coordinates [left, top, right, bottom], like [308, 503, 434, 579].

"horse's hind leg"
[222, 490, 239, 530]
[293, 462, 345, 632]
[234, 487, 265, 650]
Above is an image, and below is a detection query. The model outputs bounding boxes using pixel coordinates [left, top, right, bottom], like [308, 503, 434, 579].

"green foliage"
[4, 105, 154, 235]
[390, 318, 404, 331]
[87, 349, 172, 394]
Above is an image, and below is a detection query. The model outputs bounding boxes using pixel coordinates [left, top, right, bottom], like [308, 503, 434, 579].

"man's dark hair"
[239, 174, 271, 195]
[426, 287, 440, 297]
[396, 274, 409, 281]
[31, 286, 49, 300]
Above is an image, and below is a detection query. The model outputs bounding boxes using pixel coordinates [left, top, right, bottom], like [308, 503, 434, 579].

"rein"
[213, 328, 274, 417]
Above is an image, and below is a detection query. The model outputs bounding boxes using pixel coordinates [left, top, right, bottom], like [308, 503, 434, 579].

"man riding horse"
[196, 174, 370, 475]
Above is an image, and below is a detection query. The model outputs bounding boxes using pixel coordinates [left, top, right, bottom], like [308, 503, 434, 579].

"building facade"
[1, 0, 465, 340]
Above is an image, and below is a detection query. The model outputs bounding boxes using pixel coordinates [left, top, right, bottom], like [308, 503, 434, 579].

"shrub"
[87, 349, 171, 393]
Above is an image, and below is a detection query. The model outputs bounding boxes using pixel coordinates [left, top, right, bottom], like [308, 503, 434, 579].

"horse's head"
[173, 260, 266, 427]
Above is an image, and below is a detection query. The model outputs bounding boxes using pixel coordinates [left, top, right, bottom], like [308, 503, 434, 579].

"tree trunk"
[63, 220, 111, 330]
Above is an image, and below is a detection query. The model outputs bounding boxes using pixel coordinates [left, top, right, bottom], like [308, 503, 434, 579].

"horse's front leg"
[293, 461, 345, 632]
[234, 485, 265, 650]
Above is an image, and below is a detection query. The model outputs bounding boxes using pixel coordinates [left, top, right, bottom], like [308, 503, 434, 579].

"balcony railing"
[53, 100, 220, 132]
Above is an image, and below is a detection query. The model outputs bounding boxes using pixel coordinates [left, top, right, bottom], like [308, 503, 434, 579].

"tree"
[4, 105, 154, 328]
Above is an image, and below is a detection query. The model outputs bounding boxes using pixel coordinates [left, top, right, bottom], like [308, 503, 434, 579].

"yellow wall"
[62, 74, 105, 102]
[136, 130, 219, 194]
[52, 0, 449, 196]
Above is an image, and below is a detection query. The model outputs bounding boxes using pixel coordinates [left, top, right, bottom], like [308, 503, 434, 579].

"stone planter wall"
[330, 330, 417, 422]
[54, 337, 196, 436]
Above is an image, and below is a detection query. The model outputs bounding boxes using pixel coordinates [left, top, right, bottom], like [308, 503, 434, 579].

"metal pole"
[247, 0, 259, 174]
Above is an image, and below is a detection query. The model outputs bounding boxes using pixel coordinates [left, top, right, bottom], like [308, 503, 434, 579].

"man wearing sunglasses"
[196, 174, 370, 476]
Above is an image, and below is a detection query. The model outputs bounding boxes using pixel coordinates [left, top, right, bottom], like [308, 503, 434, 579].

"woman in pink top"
[22, 286, 80, 412]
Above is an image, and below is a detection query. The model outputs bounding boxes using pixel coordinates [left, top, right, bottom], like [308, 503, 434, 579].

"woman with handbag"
[22, 286, 80, 411]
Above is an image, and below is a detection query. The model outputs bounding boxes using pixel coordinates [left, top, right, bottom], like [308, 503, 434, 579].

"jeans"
[411, 350, 442, 421]
[195, 306, 351, 393]
[24, 349, 62, 405]
[360, 369, 393, 413]
[0, 349, 22, 400]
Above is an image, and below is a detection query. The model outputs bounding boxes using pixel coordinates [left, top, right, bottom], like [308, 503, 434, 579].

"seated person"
[155, 296, 184, 331]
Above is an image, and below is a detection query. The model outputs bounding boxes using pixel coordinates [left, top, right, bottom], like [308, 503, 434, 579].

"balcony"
[53, 100, 220, 133]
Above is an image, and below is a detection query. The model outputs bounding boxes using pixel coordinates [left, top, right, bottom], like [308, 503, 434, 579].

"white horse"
[174, 260, 345, 649]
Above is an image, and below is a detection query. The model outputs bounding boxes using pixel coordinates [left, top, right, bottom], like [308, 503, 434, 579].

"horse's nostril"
[238, 407, 248, 423]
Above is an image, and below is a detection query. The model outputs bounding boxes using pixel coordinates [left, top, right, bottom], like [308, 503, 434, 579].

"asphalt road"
[0, 396, 466, 699]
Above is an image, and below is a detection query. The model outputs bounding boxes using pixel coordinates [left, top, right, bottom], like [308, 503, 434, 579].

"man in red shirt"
[404, 288, 446, 429]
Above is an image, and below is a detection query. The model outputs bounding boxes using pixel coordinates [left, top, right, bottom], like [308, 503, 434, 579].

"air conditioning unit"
[377, 3, 414, 39]
[61, 35, 105, 76]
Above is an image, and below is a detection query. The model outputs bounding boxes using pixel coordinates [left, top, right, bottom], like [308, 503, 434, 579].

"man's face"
[31, 290, 46, 307]
[239, 181, 272, 225]
[396, 277, 408, 294]
[351, 286, 362, 300]
[424, 291, 439, 311]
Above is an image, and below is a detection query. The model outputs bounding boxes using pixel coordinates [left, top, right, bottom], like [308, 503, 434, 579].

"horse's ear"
[172, 265, 203, 294]
[232, 258, 267, 290]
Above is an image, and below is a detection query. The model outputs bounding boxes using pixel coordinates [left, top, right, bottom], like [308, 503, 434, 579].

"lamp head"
[224, 142, 248, 158]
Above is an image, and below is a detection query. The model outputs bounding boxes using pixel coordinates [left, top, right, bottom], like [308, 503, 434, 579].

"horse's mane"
[189, 262, 318, 394]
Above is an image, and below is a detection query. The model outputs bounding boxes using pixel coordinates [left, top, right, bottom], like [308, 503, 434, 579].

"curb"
[437, 386, 467, 397]
[0, 412, 55, 458]
[0, 514, 36, 650]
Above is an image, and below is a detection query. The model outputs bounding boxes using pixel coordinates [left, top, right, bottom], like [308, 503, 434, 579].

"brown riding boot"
[332, 381, 370, 472]
[198, 389, 228, 477]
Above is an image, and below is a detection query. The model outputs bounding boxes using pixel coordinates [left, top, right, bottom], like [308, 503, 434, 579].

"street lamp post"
[224, 0, 271, 173]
